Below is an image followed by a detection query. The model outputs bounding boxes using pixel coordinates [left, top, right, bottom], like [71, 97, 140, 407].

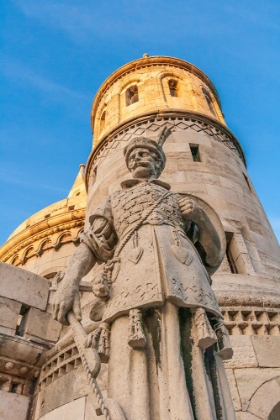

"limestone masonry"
[1, 55, 280, 420]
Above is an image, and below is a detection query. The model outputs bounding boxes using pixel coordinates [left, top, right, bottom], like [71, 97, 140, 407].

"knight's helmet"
[123, 127, 171, 173]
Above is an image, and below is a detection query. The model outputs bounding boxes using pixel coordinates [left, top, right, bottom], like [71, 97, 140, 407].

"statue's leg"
[212, 353, 236, 420]
[157, 301, 194, 420]
[108, 315, 151, 420]
[179, 308, 216, 419]
[180, 308, 236, 420]
[107, 306, 194, 420]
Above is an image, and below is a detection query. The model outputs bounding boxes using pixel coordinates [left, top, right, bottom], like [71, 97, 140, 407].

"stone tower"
[1, 55, 280, 420]
[84, 55, 280, 419]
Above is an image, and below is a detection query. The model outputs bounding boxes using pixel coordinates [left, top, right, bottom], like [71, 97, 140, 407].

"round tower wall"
[91, 56, 225, 147]
[86, 114, 280, 285]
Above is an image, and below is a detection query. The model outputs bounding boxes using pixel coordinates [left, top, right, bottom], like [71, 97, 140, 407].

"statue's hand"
[52, 278, 81, 326]
[178, 197, 201, 221]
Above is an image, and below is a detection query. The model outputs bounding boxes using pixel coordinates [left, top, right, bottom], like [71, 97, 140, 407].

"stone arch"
[199, 84, 223, 122]
[200, 85, 217, 115]
[60, 231, 72, 242]
[118, 78, 142, 117]
[95, 76, 144, 141]
[95, 104, 107, 140]
[99, 108, 107, 134]
[157, 71, 185, 102]
[54, 231, 72, 250]
[39, 266, 67, 278]
[37, 238, 52, 256]
[73, 228, 83, 245]
[22, 246, 35, 263]
[118, 77, 143, 95]
[10, 254, 20, 266]
[247, 377, 280, 419]
[125, 85, 139, 106]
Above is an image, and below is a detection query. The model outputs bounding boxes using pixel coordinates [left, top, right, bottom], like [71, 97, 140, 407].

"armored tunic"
[81, 180, 221, 322]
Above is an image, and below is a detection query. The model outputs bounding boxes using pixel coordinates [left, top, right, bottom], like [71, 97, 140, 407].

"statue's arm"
[52, 243, 96, 325]
[178, 197, 221, 267]
[52, 196, 116, 325]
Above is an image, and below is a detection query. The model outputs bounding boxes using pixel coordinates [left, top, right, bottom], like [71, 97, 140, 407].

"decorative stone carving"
[221, 307, 280, 336]
[86, 112, 245, 187]
[2, 224, 83, 265]
[52, 133, 235, 419]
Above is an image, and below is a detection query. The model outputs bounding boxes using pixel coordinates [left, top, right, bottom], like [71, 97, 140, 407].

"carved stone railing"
[38, 343, 81, 391]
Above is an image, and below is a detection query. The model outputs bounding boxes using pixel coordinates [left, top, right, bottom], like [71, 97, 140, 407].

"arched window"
[201, 86, 217, 117]
[168, 79, 178, 97]
[100, 110, 106, 133]
[126, 85, 139, 106]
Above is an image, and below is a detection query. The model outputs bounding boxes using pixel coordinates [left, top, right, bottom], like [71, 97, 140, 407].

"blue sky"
[1, 0, 280, 245]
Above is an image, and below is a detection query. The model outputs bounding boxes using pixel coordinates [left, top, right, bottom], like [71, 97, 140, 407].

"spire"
[67, 165, 86, 198]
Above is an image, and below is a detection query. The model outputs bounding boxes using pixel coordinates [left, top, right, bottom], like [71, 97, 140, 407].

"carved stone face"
[127, 147, 162, 180]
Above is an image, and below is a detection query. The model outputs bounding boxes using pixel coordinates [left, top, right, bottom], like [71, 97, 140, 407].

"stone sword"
[50, 274, 126, 420]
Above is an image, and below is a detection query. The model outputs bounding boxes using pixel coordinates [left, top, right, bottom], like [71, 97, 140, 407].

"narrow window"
[16, 304, 30, 337]
[201, 86, 217, 117]
[168, 79, 178, 97]
[126, 85, 139, 106]
[190, 144, 201, 162]
[100, 110, 106, 132]
[226, 233, 238, 274]
[243, 173, 252, 192]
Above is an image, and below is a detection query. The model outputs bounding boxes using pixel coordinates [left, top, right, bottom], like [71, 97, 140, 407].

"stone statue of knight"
[53, 128, 236, 420]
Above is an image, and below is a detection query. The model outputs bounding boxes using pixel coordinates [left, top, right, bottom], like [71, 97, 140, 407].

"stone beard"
[53, 136, 235, 420]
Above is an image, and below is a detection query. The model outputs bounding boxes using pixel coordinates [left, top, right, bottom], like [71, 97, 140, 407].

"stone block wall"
[225, 337, 280, 419]
[0, 262, 62, 420]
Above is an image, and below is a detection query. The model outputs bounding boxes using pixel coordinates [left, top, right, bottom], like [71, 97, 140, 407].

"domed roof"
[0, 167, 87, 264]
